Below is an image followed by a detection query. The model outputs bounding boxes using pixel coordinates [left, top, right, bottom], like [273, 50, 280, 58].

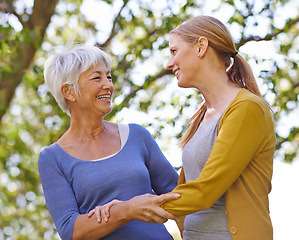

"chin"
[100, 107, 112, 116]
[105, 108, 112, 115]
[177, 81, 189, 88]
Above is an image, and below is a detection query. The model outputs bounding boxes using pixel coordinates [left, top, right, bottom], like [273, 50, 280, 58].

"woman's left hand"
[88, 199, 122, 223]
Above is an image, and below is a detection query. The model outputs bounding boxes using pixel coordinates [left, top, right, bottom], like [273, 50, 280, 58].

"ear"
[196, 37, 209, 58]
[61, 84, 76, 102]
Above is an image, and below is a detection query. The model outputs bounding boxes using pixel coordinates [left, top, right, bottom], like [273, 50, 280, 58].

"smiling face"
[75, 60, 114, 117]
[166, 34, 199, 88]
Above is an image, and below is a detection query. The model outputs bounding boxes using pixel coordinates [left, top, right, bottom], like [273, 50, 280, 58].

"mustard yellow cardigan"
[163, 89, 275, 240]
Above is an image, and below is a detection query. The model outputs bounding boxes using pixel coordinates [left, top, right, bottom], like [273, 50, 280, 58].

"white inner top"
[92, 123, 129, 161]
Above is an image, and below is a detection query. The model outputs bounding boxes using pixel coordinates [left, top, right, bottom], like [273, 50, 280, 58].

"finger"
[88, 209, 95, 218]
[103, 206, 111, 221]
[105, 201, 116, 218]
[102, 202, 114, 222]
[140, 211, 168, 224]
[150, 214, 168, 224]
[95, 207, 102, 223]
[159, 193, 180, 204]
[153, 207, 178, 220]
[102, 207, 109, 222]
[103, 199, 121, 221]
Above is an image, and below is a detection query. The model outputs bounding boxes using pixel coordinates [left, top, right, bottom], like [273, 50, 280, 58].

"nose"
[102, 77, 114, 91]
[166, 58, 174, 70]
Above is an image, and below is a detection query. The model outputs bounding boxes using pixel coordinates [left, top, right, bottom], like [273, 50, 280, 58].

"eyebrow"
[90, 70, 111, 76]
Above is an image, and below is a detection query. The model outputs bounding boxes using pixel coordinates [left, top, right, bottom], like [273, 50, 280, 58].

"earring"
[198, 53, 200, 57]
[73, 99, 75, 102]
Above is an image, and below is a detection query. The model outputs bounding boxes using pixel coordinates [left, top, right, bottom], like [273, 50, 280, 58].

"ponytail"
[228, 54, 262, 97]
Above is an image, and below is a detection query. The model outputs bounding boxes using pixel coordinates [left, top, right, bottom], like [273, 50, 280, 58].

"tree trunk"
[0, 0, 59, 123]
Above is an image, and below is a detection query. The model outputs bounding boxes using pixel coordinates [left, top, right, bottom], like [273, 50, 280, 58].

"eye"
[107, 75, 112, 81]
[170, 49, 177, 55]
[92, 76, 101, 81]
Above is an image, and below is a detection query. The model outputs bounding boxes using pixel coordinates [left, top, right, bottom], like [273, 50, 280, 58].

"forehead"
[169, 34, 187, 47]
[87, 60, 109, 74]
[79, 61, 109, 80]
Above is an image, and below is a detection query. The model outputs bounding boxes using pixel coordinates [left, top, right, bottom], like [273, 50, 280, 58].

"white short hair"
[44, 44, 112, 115]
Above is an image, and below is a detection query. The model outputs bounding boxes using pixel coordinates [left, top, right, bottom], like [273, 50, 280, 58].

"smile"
[96, 94, 111, 100]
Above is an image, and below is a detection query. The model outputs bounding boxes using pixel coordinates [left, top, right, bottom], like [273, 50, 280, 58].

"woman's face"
[76, 60, 114, 116]
[166, 34, 199, 88]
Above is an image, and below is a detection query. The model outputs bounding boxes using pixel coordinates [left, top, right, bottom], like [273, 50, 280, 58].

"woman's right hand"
[89, 193, 180, 224]
[124, 193, 180, 224]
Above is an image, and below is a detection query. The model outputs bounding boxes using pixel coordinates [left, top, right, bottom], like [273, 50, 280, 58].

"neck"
[193, 47, 242, 111]
[195, 71, 242, 112]
[68, 113, 107, 140]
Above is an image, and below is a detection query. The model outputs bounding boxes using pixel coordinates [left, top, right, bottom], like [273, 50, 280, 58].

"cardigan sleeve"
[162, 99, 270, 215]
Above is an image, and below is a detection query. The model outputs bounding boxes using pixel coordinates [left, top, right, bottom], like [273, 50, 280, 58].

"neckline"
[202, 88, 247, 125]
[54, 123, 130, 162]
[200, 112, 223, 126]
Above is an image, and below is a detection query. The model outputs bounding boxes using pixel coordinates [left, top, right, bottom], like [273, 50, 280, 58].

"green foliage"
[0, 0, 298, 238]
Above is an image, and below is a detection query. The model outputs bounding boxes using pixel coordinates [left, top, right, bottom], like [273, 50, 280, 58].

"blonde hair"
[172, 16, 262, 148]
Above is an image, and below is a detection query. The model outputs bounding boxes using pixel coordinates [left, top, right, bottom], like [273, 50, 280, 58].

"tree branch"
[97, 0, 130, 48]
[293, 81, 299, 89]
[0, 0, 25, 26]
[28, 0, 58, 34]
[276, 127, 299, 150]
[236, 16, 299, 49]
[109, 68, 172, 116]
[0, 0, 59, 123]
[125, 68, 172, 101]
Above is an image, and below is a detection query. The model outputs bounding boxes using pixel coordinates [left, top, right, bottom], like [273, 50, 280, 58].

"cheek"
[178, 51, 196, 66]
[109, 84, 115, 95]
[180, 60, 194, 75]
[185, 56, 198, 73]
[179, 63, 197, 86]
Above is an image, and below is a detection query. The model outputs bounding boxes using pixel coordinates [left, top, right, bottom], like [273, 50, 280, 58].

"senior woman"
[38, 44, 180, 240]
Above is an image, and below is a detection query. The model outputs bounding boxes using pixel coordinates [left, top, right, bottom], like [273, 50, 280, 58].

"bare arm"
[72, 193, 180, 240]
[72, 202, 130, 240]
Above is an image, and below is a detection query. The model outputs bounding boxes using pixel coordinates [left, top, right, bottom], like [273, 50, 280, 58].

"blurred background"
[0, 0, 298, 239]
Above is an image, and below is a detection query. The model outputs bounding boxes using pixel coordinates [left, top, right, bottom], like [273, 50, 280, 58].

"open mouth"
[96, 94, 111, 100]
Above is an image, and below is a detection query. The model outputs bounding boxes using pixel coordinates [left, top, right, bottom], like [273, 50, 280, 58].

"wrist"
[114, 200, 133, 222]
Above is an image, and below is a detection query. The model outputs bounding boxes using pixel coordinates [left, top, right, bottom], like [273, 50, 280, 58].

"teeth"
[97, 94, 110, 100]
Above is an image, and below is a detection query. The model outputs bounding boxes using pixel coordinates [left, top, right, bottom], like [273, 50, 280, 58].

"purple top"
[38, 123, 178, 240]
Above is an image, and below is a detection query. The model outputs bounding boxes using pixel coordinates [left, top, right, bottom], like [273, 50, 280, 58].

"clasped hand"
[88, 193, 180, 224]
